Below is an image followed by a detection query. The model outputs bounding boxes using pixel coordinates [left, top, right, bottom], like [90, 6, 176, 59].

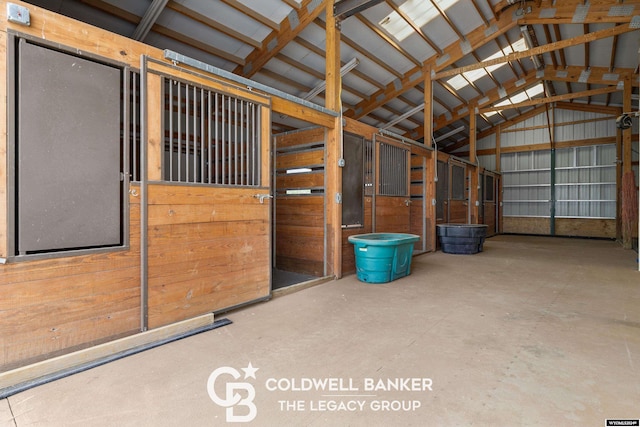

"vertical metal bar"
[201, 88, 205, 184]
[228, 96, 232, 185]
[215, 93, 220, 184]
[207, 89, 212, 184]
[177, 82, 182, 182]
[240, 100, 245, 185]
[139, 56, 149, 332]
[192, 85, 197, 183]
[234, 97, 238, 185]
[221, 94, 226, 185]
[168, 79, 173, 182]
[185, 84, 190, 182]
[251, 103, 256, 185]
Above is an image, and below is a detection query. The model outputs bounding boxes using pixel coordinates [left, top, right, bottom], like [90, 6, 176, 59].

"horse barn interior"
[0, 0, 638, 424]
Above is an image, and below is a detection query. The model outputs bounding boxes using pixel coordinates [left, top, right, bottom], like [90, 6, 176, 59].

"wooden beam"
[423, 70, 540, 141]
[480, 86, 619, 113]
[233, 0, 327, 77]
[346, 7, 518, 119]
[433, 23, 637, 80]
[355, 15, 422, 67]
[520, 0, 640, 24]
[469, 105, 477, 164]
[325, 1, 342, 278]
[166, 1, 262, 48]
[540, 65, 638, 87]
[424, 67, 433, 148]
[555, 101, 623, 116]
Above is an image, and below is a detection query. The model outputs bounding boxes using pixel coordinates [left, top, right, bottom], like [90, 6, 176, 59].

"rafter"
[385, 0, 442, 53]
[355, 15, 422, 67]
[166, 1, 261, 48]
[411, 70, 541, 142]
[520, 0, 640, 25]
[314, 19, 403, 79]
[233, 0, 327, 77]
[345, 5, 518, 119]
[433, 23, 637, 80]
[480, 86, 619, 113]
[539, 65, 638, 86]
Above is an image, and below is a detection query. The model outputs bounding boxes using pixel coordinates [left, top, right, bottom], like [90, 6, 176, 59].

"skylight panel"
[526, 83, 544, 98]
[447, 74, 468, 90]
[380, 0, 460, 42]
[510, 91, 529, 104]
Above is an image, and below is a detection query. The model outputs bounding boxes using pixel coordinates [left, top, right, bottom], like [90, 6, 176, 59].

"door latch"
[253, 194, 273, 204]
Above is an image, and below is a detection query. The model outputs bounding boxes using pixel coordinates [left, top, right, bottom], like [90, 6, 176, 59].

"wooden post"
[424, 66, 436, 251]
[325, 2, 342, 278]
[469, 105, 479, 224]
[147, 74, 163, 181]
[622, 75, 632, 248]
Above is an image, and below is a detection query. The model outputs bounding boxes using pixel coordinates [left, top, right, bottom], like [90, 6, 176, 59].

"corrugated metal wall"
[554, 109, 617, 142]
[555, 145, 616, 218]
[497, 107, 618, 220]
[502, 150, 551, 217]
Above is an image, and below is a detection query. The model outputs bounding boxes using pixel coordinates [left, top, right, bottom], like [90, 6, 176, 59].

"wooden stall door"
[483, 173, 498, 236]
[436, 160, 449, 225]
[143, 61, 272, 329]
[448, 161, 468, 224]
[374, 136, 411, 233]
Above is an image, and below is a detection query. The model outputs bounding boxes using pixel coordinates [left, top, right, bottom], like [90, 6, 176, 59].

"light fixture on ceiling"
[520, 25, 542, 69]
[303, 58, 359, 101]
[434, 126, 465, 143]
[381, 103, 425, 130]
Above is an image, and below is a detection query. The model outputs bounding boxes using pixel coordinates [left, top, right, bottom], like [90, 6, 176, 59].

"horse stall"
[273, 127, 328, 286]
[340, 119, 436, 275]
[0, 1, 337, 380]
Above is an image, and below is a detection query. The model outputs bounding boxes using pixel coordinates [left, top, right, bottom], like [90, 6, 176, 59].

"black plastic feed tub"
[436, 224, 488, 255]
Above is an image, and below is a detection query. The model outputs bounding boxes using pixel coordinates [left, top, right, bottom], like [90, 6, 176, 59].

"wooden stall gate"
[373, 134, 412, 234]
[448, 159, 469, 224]
[480, 171, 500, 236]
[141, 57, 273, 329]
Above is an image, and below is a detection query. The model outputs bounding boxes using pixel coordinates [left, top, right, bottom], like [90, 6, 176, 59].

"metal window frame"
[5, 31, 130, 262]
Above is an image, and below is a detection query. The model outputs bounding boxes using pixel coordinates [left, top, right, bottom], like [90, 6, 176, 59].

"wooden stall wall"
[0, 1, 336, 372]
[274, 127, 326, 277]
[0, 2, 153, 371]
[0, 197, 141, 371]
[146, 185, 271, 329]
[340, 119, 375, 275]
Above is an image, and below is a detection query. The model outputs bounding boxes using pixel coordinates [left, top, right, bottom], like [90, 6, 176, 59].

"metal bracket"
[254, 194, 273, 204]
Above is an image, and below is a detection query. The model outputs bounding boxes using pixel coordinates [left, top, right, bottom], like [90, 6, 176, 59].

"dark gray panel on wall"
[342, 133, 364, 227]
[17, 40, 121, 253]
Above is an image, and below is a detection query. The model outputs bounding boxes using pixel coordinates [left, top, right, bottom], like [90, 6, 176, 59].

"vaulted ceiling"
[23, 0, 640, 153]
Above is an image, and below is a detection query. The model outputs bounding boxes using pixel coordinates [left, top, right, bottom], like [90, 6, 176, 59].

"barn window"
[162, 79, 261, 186]
[8, 36, 127, 257]
[378, 143, 409, 196]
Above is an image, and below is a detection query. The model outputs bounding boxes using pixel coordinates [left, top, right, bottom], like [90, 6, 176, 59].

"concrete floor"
[1, 235, 639, 426]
